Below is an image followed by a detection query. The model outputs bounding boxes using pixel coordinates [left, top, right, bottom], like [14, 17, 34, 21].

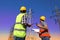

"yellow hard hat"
[20, 6, 26, 11]
[40, 16, 46, 21]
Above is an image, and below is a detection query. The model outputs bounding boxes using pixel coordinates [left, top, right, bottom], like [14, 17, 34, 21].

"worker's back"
[13, 13, 27, 37]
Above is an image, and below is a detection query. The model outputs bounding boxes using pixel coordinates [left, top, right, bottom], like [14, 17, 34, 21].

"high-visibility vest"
[13, 13, 27, 37]
[39, 28, 50, 38]
[39, 22, 50, 38]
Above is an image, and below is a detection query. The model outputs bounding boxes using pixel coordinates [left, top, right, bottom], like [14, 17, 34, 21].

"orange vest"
[39, 28, 50, 38]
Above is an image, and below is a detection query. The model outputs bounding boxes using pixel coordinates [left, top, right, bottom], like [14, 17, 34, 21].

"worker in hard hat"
[36, 16, 50, 40]
[13, 6, 31, 40]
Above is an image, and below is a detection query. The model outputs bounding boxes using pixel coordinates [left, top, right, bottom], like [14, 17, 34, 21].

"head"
[40, 16, 46, 22]
[20, 6, 26, 13]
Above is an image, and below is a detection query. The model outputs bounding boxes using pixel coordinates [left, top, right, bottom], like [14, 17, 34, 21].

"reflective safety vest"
[39, 28, 50, 38]
[13, 13, 27, 37]
[39, 22, 50, 38]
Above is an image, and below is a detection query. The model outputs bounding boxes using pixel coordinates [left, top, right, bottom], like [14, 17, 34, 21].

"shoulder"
[43, 22, 47, 25]
[42, 21, 47, 26]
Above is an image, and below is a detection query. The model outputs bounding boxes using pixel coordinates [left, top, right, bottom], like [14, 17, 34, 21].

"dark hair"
[20, 10, 26, 13]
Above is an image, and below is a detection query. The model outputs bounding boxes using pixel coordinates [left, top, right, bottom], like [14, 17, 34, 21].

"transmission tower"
[50, 6, 60, 30]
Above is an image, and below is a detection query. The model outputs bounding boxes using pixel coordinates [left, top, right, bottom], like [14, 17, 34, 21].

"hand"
[27, 23, 32, 27]
[37, 32, 41, 34]
[28, 23, 32, 26]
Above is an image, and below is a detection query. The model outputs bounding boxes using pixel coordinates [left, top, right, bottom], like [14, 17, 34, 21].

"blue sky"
[0, 0, 60, 34]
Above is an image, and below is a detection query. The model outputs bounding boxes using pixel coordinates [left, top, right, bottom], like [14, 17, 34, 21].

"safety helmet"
[40, 16, 46, 21]
[20, 6, 26, 11]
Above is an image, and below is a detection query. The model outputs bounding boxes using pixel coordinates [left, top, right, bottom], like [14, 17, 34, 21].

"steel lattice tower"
[50, 7, 60, 30]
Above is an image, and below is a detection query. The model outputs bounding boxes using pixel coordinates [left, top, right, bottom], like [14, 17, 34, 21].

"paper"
[32, 29, 39, 32]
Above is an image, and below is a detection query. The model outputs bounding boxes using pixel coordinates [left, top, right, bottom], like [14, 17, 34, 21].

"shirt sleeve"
[42, 21, 47, 26]
[22, 14, 27, 24]
[44, 22, 47, 26]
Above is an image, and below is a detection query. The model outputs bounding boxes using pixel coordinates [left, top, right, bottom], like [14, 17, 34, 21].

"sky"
[0, 0, 60, 36]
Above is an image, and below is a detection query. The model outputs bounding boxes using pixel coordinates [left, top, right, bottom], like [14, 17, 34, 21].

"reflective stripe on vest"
[14, 29, 26, 31]
[13, 13, 27, 37]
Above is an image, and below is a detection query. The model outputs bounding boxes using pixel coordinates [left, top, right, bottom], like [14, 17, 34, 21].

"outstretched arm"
[36, 24, 48, 29]
[22, 14, 31, 27]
